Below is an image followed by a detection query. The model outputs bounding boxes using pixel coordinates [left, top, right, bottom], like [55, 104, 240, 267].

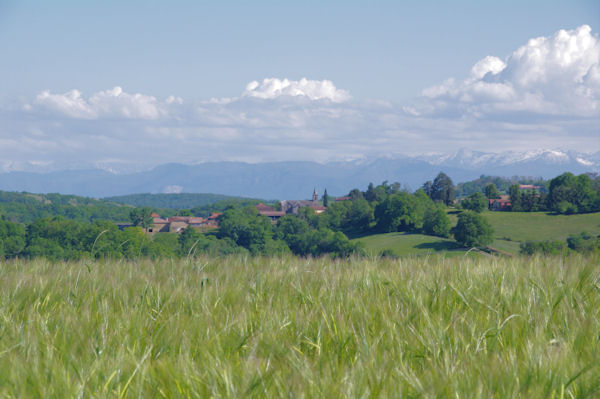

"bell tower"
[312, 188, 318, 202]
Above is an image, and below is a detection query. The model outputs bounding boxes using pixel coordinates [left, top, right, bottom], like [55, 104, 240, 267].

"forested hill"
[104, 193, 262, 210]
[0, 190, 135, 223]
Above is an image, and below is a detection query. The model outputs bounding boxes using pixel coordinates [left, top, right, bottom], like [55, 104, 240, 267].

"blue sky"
[0, 0, 598, 171]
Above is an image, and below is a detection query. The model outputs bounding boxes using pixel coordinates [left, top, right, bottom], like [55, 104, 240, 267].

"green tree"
[484, 183, 500, 199]
[120, 226, 149, 258]
[452, 211, 494, 247]
[218, 206, 274, 254]
[509, 184, 521, 211]
[365, 183, 376, 202]
[323, 189, 329, 207]
[0, 219, 26, 258]
[548, 173, 599, 214]
[178, 226, 202, 256]
[146, 233, 178, 259]
[275, 215, 311, 254]
[422, 180, 433, 197]
[461, 192, 487, 213]
[430, 172, 455, 205]
[423, 205, 451, 237]
[347, 199, 374, 232]
[375, 191, 428, 232]
[130, 207, 154, 232]
[348, 188, 364, 201]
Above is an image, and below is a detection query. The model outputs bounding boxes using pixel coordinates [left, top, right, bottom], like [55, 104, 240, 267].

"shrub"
[423, 206, 451, 237]
[556, 201, 578, 215]
[452, 211, 494, 247]
[520, 240, 567, 255]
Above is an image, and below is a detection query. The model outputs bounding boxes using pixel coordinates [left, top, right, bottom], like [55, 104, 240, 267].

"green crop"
[0, 254, 598, 397]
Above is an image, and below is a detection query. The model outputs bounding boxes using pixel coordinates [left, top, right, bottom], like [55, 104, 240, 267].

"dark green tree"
[275, 215, 310, 254]
[130, 207, 154, 232]
[323, 189, 329, 207]
[484, 183, 500, 199]
[452, 211, 494, 247]
[422, 180, 433, 197]
[178, 226, 202, 256]
[423, 205, 451, 237]
[348, 188, 364, 201]
[509, 184, 521, 211]
[430, 172, 455, 205]
[348, 199, 374, 232]
[375, 191, 428, 232]
[0, 219, 26, 258]
[365, 183, 376, 202]
[461, 192, 487, 213]
[218, 206, 276, 254]
[548, 173, 599, 214]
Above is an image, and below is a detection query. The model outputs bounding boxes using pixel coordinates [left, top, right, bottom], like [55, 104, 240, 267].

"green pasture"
[0, 255, 598, 397]
[485, 211, 600, 242]
[359, 211, 600, 257]
[353, 232, 465, 257]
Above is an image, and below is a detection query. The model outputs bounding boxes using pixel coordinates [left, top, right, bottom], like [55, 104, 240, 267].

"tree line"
[459, 172, 600, 214]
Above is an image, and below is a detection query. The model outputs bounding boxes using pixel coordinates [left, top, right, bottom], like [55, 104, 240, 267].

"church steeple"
[312, 188, 318, 202]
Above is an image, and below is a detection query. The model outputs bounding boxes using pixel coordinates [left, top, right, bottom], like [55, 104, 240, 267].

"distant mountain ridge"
[105, 193, 263, 209]
[0, 149, 597, 199]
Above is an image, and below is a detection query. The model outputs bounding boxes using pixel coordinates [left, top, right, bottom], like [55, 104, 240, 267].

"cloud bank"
[2, 26, 598, 172]
[242, 78, 351, 102]
[34, 86, 180, 119]
[422, 25, 599, 116]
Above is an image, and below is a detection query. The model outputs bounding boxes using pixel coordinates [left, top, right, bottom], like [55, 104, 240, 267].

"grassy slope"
[357, 211, 600, 256]
[0, 256, 598, 397]
[354, 232, 464, 257]
[486, 211, 600, 241]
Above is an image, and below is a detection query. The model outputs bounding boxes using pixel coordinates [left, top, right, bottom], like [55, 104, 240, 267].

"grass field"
[353, 232, 465, 257]
[485, 211, 600, 242]
[1, 255, 598, 397]
[357, 211, 600, 256]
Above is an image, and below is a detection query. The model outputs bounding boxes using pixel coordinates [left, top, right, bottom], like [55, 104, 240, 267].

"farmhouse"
[256, 203, 286, 222]
[489, 195, 511, 211]
[148, 213, 170, 233]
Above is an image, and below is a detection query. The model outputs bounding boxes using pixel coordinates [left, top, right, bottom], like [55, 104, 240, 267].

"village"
[118, 184, 545, 234]
[119, 189, 332, 234]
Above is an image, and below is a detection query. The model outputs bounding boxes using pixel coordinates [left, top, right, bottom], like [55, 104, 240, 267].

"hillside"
[0, 190, 136, 223]
[104, 193, 263, 209]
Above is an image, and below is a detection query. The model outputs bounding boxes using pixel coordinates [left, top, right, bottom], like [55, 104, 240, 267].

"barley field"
[0, 254, 598, 397]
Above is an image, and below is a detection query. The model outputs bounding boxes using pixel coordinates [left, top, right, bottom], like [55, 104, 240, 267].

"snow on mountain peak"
[412, 149, 598, 170]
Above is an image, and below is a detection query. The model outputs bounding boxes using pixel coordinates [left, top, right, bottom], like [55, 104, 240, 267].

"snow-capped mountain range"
[413, 149, 599, 169]
[0, 149, 598, 199]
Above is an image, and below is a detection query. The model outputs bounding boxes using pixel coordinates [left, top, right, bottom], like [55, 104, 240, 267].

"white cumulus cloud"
[242, 78, 351, 102]
[33, 86, 175, 119]
[422, 25, 600, 116]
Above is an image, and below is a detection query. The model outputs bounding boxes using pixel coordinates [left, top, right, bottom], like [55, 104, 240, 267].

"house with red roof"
[489, 195, 511, 211]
